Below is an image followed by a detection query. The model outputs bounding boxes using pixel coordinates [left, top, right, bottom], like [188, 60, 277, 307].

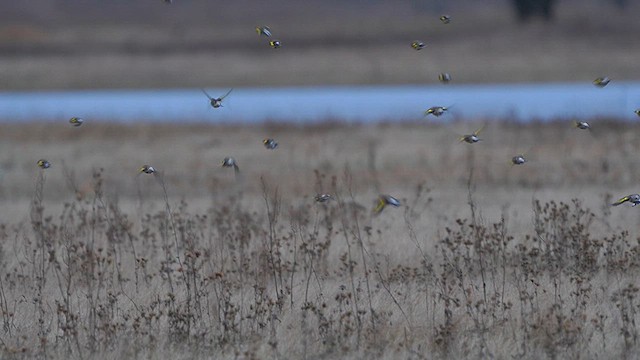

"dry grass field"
[3, 1, 640, 359]
[1, 120, 640, 359]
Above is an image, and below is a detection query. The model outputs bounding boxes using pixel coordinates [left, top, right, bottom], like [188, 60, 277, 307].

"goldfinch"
[424, 106, 449, 117]
[574, 120, 591, 130]
[411, 41, 425, 50]
[256, 26, 272, 37]
[440, 15, 451, 24]
[373, 194, 400, 214]
[69, 117, 84, 127]
[263, 138, 278, 150]
[593, 77, 610, 87]
[612, 194, 640, 207]
[269, 40, 281, 49]
[139, 165, 156, 174]
[438, 73, 451, 83]
[37, 159, 50, 169]
[511, 154, 526, 165]
[459, 126, 483, 143]
[202, 88, 233, 109]
[314, 194, 332, 203]
[222, 157, 239, 173]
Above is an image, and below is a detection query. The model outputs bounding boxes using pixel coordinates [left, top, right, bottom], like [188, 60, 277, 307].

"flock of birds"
[33, 7, 640, 214]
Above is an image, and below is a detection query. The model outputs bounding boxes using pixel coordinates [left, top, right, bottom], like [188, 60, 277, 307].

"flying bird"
[440, 15, 451, 24]
[612, 194, 640, 207]
[37, 159, 51, 169]
[411, 41, 426, 50]
[269, 40, 281, 49]
[373, 194, 401, 214]
[139, 165, 156, 174]
[263, 138, 278, 150]
[69, 117, 84, 127]
[314, 194, 332, 203]
[574, 120, 591, 130]
[511, 154, 527, 165]
[222, 157, 240, 173]
[439, 73, 451, 83]
[459, 126, 483, 143]
[424, 106, 450, 117]
[256, 26, 272, 37]
[202, 88, 233, 109]
[593, 77, 610, 87]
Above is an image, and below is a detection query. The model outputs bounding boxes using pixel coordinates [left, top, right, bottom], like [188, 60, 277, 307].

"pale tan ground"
[0, 121, 640, 359]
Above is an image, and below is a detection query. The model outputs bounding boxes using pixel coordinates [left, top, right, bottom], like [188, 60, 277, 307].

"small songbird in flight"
[411, 41, 426, 50]
[574, 120, 591, 130]
[438, 73, 451, 83]
[593, 77, 610, 87]
[202, 88, 233, 109]
[440, 15, 451, 24]
[256, 26, 272, 37]
[612, 194, 640, 207]
[424, 106, 450, 117]
[139, 165, 156, 174]
[459, 126, 484, 143]
[269, 40, 281, 49]
[511, 154, 527, 165]
[263, 138, 278, 150]
[222, 157, 240, 173]
[373, 194, 401, 214]
[69, 117, 84, 127]
[37, 159, 51, 169]
[315, 194, 332, 203]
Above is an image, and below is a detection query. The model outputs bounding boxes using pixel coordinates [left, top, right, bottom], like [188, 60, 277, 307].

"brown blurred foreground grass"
[2, 120, 640, 359]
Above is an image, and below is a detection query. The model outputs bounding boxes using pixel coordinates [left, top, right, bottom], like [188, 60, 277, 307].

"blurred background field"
[0, 0, 638, 90]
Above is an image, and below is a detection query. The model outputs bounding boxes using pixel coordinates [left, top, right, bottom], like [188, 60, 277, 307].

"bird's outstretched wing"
[220, 88, 233, 100]
[612, 196, 630, 206]
[201, 89, 213, 100]
[373, 198, 386, 214]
